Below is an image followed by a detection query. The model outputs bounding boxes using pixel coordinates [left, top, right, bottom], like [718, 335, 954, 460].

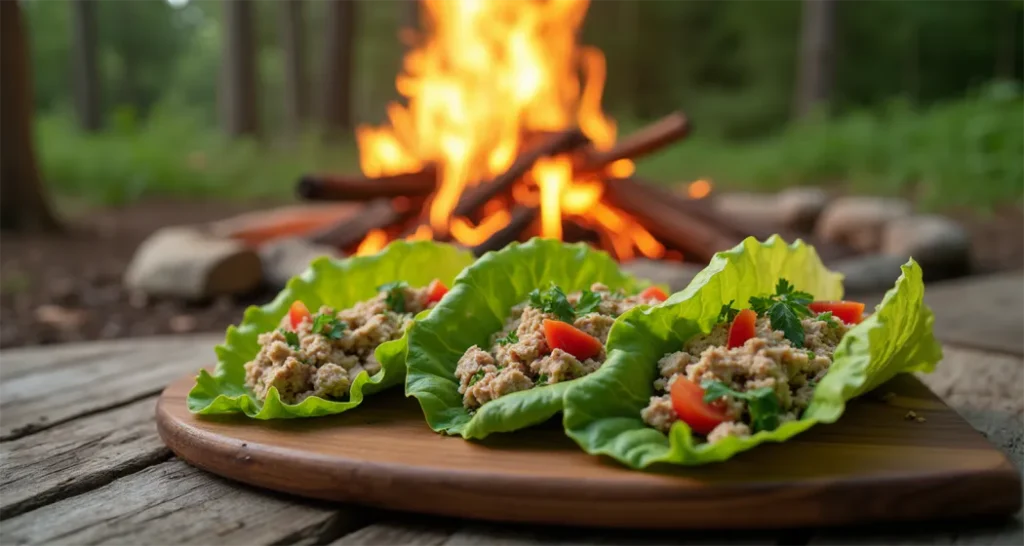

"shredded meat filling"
[641, 315, 848, 442]
[244, 284, 436, 403]
[456, 283, 662, 410]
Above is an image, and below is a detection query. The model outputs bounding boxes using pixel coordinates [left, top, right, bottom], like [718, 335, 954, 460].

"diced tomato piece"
[542, 319, 603, 361]
[639, 286, 668, 302]
[288, 300, 311, 329]
[425, 279, 448, 304]
[670, 378, 730, 435]
[809, 300, 865, 325]
[727, 308, 757, 349]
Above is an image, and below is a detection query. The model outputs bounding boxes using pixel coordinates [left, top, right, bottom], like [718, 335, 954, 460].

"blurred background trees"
[11, 0, 1024, 211]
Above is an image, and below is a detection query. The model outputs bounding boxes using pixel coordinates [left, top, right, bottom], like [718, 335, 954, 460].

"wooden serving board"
[156, 371, 1021, 530]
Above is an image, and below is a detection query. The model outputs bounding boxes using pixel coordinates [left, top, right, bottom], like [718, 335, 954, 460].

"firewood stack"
[291, 111, 832, 264]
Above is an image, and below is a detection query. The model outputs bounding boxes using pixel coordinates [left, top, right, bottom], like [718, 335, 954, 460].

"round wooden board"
[157, 371, 1021, 530]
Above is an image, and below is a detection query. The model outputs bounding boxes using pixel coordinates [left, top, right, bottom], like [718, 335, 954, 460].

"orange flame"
[353, 0, 666, 261]
[688, 179, 712, 199]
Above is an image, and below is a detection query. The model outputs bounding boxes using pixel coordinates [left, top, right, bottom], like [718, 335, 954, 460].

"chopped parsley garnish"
[717, 300, 739, 323]
[469, 370, 486, 386]
[574, 289, 603, 315]
[748, 278, 813, 347]
[528, 283, 577, 322]
[528, 283, 604, 322]
[817, 311, 839, 328]
[497, 330, 519, 346]
[278, 328, 301, 349]
[806, 349, 817, 361]
[702, 380, 781, 433]
[378, 281, 410, 313]
[538, 373, 549, 384]
[312, 313, 346, 340]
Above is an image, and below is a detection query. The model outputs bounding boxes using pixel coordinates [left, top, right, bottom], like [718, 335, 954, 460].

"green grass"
[633, 82, 1023, 211]
[36, 107, 360, 206]
[36, 83, 1022, 212]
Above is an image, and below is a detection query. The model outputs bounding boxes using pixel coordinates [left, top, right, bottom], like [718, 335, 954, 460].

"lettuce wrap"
[187, 240, 475, 419]
[404, 238, 653, 439]
[562, 235, 943, 467]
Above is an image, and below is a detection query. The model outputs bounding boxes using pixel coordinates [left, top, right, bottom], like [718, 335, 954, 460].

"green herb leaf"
[806, 349, 817, 360]
[538, 373, 549, 384]
[701, 380, 781, 433]
[748, 295, 774, 316]
[469, 370, 486, 386]
[717, 300, 739, 323]
[278, 328, 301, 350]
[575, 289, 603, 315]
[769, 301, 805, 347]
[528, 283, 577, 322]
[817, 311, 839, 328]
[312, 313, 346, 340]
[496, 330, 519, 346]
[747, 277, 814, 347]
[378, 281, 410, 313]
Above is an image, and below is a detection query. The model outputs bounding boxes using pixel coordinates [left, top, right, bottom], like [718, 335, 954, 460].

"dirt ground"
[1, 199, 1021, 350]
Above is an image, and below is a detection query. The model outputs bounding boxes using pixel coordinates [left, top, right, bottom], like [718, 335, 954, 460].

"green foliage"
[635, 82, 1024, 211]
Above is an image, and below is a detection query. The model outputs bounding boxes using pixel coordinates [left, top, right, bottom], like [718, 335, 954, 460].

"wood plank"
[330, 519, 458, 545]
[921, 272, 1023, 356]
[0, 334, 221, 439]
[0, 397, 169, 518]
[811, 344, 1024, 540]
[156, 371, 1021, 530]
[0, 459, 364, 545]
[444, 525, 780, 545]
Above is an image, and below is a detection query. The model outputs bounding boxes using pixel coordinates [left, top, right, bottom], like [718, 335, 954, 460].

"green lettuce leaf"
[186, 240, 475, 419]
[404, 238, 650, 439]
[562, 235, 943, 467]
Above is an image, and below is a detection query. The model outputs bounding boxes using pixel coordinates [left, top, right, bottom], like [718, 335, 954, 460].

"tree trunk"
[279, 0, 308, 136]
[0, 0, 61, 233]
[321, 0, 356, 139]
[793, 0, 836, 119]
[70, 0, 102, 131]
[220, 0, 259, 138]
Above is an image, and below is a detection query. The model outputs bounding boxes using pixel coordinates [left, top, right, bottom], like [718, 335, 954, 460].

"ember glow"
[354, 0, 665, 259]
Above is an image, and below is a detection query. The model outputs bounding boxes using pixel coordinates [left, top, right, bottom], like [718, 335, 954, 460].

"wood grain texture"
[0, 334, 221, 439]
[0, 459, 359, 546]
[330, 520, 458, 546]
[157, 371, 1022, 530]
[0, 397, 170, 519]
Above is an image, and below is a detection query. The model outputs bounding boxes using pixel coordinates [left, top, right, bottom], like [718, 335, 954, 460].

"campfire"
[295, 0, 747, 265]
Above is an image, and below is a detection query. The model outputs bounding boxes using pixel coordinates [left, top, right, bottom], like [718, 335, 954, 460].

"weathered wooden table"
[1, 272, 1022, 545]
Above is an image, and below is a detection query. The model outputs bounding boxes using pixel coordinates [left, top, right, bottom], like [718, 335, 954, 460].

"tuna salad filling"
[641, 279, 865, 444]
[243, 279, 449, 404]
[455, 283, 667, 410]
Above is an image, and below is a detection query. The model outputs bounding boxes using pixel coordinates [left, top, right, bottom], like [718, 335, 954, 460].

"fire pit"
[291, 1, 756, 265]
[122, 0, 976, 305]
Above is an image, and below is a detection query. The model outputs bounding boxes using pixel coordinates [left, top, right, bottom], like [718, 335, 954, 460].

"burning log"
[603, 177, 741, 263]
[307, 198, 422, 250]
[575, 112, 690, 175]
[453, 128, 589, 218]
[296, 164, 437, 201]
[471, 206, 538, 256]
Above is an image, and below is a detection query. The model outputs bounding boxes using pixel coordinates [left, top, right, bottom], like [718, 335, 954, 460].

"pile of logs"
[292, 111, 770, 262]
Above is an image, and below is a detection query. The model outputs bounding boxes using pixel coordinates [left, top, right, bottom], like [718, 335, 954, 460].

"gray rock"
[622, 259, 705, 294]
[259, 237, 341, 288]
[124, 226, 262, 300]
[882, 215, 971, 277]
[815, 196, 912, 252]
[829, 253, 910, 295]
[776, 187, 829, 232]
[712, 192, 783, 234]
